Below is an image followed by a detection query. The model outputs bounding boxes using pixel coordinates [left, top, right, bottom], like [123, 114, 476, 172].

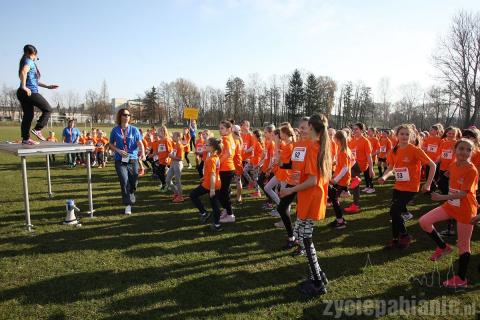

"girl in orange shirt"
[328, 130, 354, 230]
[422, 124, 443, 186]
[218, 120, 237, 223]
[277, 117, 311, 248]
[155, 126, 173, 192]
[419, 139, 477, 288]
[377, 130, 392, 176]
[189, 137, 223, 231]
[232, 125, 244, 204]
[367, 127, 380, 171]
[378, 124, 436, 250]
[166, 132, 185, 203]
[194, 131, 206, 178]
[258, 124, 275, 209]
[243, 130, 264, 198]
[280, 114, 331, 298]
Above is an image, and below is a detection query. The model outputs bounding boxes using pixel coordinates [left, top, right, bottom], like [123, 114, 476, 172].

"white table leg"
[86, 152, 95, 218]
[46, 155, 53, 198]
[21, 156, 33, 231]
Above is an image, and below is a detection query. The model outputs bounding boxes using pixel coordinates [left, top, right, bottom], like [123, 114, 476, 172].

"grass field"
[0, 125, 479, 319]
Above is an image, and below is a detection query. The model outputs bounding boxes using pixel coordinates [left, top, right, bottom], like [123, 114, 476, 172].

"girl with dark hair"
[17, 44, 59, 144]
[378, 124, 436, 250]
[109, 108, 145, 215]
[258, 124, 276, 209]
[280, 113, 331, 298]
[243, 129, 264, 198]
[189, 137, 223, 231]
[420, 139, 477, 288]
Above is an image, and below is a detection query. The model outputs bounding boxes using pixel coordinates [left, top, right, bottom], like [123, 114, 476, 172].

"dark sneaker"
[298, 280, 327, 297]
[384, 239, 400, 250]
[282, 239, 297, 251]
[329, 219, 347, 229]
[210, 223, 222, 232]
[398, 234, 412, 249]
[31, 129, 46, 141]
[199, 212, 211, 224]
[290, 245, 305, 257]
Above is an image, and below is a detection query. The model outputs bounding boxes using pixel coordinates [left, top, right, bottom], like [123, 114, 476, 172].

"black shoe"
[282, 239, 297, 251]
[329, 219, 346, 229]
[439, 229, 455, 237]
[200, 212, 211, 224]
[290, 245, 305, 257]
[298, 280, 327, 297]
[210, 223, 222, 232]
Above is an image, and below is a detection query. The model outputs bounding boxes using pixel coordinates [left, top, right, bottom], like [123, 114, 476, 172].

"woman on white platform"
[109, 108, 145, 215]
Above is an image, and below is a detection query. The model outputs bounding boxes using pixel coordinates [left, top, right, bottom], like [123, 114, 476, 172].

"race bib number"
[158, 144, 166, 152]
[447, 188, 460, 207]
[380, 146, 386, 153]
[441, 150, 453, 159]
[427, 144, 438, 153]
[121, 154, 130, 163]
[197, 146, 204, 153]
[394, 167, 410, 182]
[291, 147, 306, 162]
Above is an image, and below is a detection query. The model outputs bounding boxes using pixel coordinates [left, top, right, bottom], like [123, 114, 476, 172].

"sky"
[0, 0, 479, 102]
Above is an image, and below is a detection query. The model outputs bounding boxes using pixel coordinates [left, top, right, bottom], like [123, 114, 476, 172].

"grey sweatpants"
[166, 160, 183, 195]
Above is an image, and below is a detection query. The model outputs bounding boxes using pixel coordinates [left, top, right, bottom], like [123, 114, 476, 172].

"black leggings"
[390, 189, 415, 238]
[328, 184, 347, 219]
[219, 171, 234, 215]
[189, 185, 222, 224]
[157, 163, 167, 185]
[277, 184, 295, 238]
[185, 152, 190, 165]
[258, 172, 273, 203]
[16, 89, 52, 140]
[197, 160, 204, 178]
[351, 162, 362, 205]
[364, 169, 373, 188]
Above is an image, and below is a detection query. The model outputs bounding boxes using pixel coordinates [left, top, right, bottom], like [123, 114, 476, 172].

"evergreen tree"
[304, 73, 320, 116]
[285, 69, 304, 124]
[144, 86, 159, 124]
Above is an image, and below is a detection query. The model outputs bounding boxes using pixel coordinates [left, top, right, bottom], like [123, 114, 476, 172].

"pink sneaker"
[344, 203, 360, 214]
[349, 176, 361, 189]
[430, 245, 453, 261]
[443, 275, 468, 288]
[22, 138, 39, 145]
[30, 129, 46, 141]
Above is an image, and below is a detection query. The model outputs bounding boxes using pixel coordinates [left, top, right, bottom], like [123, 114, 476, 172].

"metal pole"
[20, 156, 32, 231]
[46, 155, 53, 198]
[86, 151, 95, 218]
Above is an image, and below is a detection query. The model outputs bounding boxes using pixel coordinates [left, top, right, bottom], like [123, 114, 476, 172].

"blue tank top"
[19, 58, 39, 93]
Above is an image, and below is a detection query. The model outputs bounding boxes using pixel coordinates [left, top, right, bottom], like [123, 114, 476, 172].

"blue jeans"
[115, 160, 139, 205]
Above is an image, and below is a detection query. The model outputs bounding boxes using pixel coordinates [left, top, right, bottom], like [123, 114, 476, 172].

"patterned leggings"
[293, 219, 328, 288]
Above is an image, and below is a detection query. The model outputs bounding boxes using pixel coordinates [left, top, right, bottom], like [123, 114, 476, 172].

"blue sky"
[0, 0, 478, 101]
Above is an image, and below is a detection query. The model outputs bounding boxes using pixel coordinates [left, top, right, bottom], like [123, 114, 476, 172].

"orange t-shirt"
[241, 132, 253, 161]
[47, 137, 58, 143]
[183, 133, 191, 153]
[171, 142, 184, 161]
[378, 137, 392, 159]
[349, 136, 372, 172]
[155, 138, 173, 165]
[251, 138, 264, 166]
[233, 139, 243, 175]
[275, 141, 293, 182]
[85, 137, 98, 147]
[262, 140, 275, 173]
[202, 155, 221, 190]
[95, 137, 109, 152]
[296, 141, 328, 221]
[438, 139, 456, 171]
[195, 138, 205, 157]
[334, 149, 353, 187]
[287, 139, 312, 186]
[330, 139, 338, 170]
[422, 135, 442, 160]
[442, 161, 478, 224]
[368, 136, 380, 157]
[386, 144, 432, 192]
[471, 149, 480, 169]
[220, 134, 236, 171]
[389, 136, 398, 147]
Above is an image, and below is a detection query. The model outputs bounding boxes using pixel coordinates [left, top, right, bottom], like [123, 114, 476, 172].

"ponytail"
[18, 44, 40, 78]
[308, 114, 332, 181]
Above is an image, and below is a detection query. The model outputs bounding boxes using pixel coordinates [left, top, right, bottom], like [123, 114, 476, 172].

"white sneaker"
[220, 214, 235, 223]
[220, 209, 227, 219]
[340, 190, 351, 198]
[361, 187, 369, 192]
[366, 188, 376, 194]
[188, 164, 192, 169]
[274, 220, 284, 228]
[125, 205, 132, 215]
[271, 209, 280, 218]
[402, 212, 413, 221]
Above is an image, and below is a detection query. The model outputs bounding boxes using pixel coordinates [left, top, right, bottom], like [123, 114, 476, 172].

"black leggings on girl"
[16, 89, 52, 140]
[219, 171, 234, 215]
[390, 189, 415, 238]
[277, 184, 295, 238]
[328, 184, 347, 220]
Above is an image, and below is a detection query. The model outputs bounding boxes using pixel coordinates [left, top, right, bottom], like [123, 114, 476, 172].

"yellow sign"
[183, 107, 199, 120]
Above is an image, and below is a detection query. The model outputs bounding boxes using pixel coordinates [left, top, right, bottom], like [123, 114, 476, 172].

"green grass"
[0, 125, 479, 319]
